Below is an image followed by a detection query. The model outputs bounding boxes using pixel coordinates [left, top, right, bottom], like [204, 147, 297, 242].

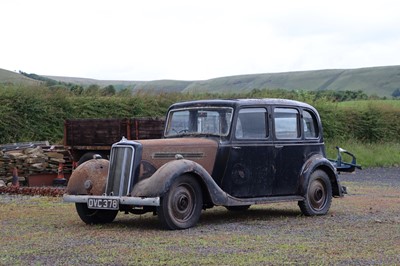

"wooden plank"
[129, 118, 165, 140]
[65, 118, 129, 146]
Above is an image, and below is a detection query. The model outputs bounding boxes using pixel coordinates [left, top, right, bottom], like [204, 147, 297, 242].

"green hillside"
[183, 66, 400, 97]
[47, 66, 400, 97]
[3, 65, 400, 97]
[44, 75, 191, 93]
[0, 68, 42, 86]
[44, 75, 140, 89]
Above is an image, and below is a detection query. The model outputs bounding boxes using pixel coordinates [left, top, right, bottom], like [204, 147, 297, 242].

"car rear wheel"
[298, 170, 332, 216]
[157, 175, 203, 230]
[75, 203, 118, 224]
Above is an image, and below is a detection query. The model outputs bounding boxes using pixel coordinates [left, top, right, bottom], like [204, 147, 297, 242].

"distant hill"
[45, 66, 400, 97]
[0, 68, 42, 86]
[183, 66, 400, 97]
[2, 65, 400, 97]
[44, 75, 191, 93]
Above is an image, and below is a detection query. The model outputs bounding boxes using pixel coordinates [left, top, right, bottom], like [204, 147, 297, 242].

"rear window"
[303, 109, 319, 138]
[274, 108, 300, 139]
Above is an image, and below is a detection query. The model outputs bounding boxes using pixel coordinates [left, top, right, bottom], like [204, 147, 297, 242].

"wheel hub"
[309, 180, 326, 210]
[178, 195, 189, 210]
[172, 186, 194, 220]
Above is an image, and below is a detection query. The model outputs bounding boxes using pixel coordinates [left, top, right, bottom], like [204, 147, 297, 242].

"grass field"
[325, 141, 400, 167]
[1, 168, 399, 265]
[338, 100, 400, 108]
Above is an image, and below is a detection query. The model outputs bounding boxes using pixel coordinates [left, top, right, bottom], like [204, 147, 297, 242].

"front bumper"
[63, 194, 160, 206]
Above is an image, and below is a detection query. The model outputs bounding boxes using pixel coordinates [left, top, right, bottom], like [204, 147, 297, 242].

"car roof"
[169, 98, 316, 111]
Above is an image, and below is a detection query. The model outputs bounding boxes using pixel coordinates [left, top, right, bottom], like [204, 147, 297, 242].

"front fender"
[131, 159, 229, 205]
[300, 155, 343, 197]
[65, 159, 109, 195]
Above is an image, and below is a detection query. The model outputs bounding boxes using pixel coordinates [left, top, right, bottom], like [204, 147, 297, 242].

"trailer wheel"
[78, 152, 102, 165]
[75, 203, 118, 224]
[157, 175, 203, 230]
[298, 170, 332, 216]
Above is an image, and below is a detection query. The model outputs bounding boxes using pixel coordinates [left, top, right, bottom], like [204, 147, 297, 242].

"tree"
[101, 85, 116, 96]
[70, 85, 84, 95]
[85, 84, 101, 96]
[117, 88, 132, 97]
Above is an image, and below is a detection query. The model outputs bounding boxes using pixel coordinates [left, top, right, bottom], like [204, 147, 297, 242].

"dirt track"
[0, 167, 399, 265]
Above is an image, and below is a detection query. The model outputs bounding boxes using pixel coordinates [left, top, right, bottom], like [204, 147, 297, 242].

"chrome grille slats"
[106, 145, 135, 196]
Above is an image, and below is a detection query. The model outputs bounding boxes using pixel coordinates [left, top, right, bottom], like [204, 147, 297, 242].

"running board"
[224, 195, 305, 206]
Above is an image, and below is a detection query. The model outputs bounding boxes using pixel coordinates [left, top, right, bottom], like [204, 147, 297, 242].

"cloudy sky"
[1, 0, 400, 81]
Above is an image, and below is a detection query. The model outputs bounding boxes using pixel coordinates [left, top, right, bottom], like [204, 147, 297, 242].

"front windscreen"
[165, 107, 233, 137]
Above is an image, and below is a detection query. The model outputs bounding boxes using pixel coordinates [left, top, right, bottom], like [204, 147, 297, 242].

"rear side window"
[235, 108, 268, 139]
[303, 109, 319, 138]
[274, 108, 300, 139]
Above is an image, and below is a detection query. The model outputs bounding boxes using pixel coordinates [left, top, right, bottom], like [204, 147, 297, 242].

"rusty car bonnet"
[137, 138, 218, 175]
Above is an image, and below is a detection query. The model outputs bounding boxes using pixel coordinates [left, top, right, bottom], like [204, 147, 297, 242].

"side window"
[303, 110, 319, 138]
[235, 108, 268, 139]
[274, 108, 300, 139]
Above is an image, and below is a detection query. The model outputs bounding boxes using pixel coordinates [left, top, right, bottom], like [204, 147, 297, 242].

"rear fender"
[131, 159, 229, 205]
[300, 155, 343, 197]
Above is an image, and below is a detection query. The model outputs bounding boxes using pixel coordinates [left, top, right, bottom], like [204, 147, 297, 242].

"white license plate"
[87, 198, 119, 210]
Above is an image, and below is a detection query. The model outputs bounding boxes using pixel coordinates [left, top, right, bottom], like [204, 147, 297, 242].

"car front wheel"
[157, 174, 203, 230]
[298, 170, 332, 216]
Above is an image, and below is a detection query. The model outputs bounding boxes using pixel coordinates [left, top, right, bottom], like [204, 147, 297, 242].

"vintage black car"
[64, 99, 360, 230]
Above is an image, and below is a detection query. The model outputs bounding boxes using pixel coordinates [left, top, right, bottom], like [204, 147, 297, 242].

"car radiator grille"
[106, 145, 135, 196]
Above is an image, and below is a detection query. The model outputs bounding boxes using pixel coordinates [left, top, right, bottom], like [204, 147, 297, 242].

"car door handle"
[275, 145, 284, 149]
[232, 146, 242, 150]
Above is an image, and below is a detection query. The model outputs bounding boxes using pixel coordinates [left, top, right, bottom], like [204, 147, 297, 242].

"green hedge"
[316, 101, 400, 143]
[1, 85, 399, 144]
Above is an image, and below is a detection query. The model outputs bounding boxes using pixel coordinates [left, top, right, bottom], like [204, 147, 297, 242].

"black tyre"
[157, 175, 203, 230]
[225, 205, 251, 212]
[77, 152, 102, 166]
[298, 170, 332, 216]
[75, 203, 118, 224]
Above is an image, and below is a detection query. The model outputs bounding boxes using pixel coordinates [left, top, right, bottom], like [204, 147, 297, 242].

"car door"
[221, 107, 275, 198]
[270, 107, 304, 196]
[271, 107, 322, 196]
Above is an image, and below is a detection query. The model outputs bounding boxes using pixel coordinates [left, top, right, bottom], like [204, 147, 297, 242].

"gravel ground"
[339, 167, 400, 186]
[0, 167, 399, 265]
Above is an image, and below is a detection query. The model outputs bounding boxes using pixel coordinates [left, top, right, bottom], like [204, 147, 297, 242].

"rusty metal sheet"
[137, 138, 218, 174]
[65, 159, 109, 195]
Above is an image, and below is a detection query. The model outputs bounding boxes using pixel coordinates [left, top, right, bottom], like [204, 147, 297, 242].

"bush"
[0, 85, 399, 144]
